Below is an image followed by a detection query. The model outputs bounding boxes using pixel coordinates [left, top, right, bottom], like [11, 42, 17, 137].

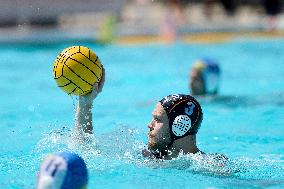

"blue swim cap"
[37, 152, 88, 189]
[192, 58, 221, 94]
[57, 152, 88, 189]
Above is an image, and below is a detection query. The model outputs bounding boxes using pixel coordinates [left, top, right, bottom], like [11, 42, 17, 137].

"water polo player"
[37, 152, 88, 189]
[189, 58, 220, 96]
[143, 94, 203, 159]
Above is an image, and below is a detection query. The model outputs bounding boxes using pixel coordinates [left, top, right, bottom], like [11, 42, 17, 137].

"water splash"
[30, 124, 284, 188]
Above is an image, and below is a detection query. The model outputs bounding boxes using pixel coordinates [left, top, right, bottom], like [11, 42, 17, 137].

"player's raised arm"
[76, 67, 105, 134]
[53, 46, 105, 135]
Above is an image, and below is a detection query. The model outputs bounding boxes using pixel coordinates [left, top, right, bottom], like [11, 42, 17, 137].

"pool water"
[0, 38, 283, 189]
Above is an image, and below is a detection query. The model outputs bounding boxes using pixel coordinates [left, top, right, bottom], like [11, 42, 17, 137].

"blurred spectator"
[204, 0, 216, 19]
[264, 0, 281, 15]
[263, 0, 281, 31]
[98, 13, 116, 43]
[220, 0, 237, 15]
[160, 0, 189, 42]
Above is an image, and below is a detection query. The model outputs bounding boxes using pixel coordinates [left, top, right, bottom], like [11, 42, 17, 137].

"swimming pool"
[0, 38, 283, 188]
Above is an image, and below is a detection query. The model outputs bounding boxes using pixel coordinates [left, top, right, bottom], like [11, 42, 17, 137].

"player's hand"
[79, 66, 105, 105]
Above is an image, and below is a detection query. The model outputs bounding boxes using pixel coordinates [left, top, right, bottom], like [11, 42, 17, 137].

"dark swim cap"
[160, 94, 203, 140]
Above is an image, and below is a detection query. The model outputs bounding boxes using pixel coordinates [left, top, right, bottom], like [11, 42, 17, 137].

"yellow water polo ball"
[53, 46, 103, 95]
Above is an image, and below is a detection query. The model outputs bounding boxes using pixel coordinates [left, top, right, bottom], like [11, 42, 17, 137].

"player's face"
[147, 103, 171, 151]
[189, 69, 206, 95]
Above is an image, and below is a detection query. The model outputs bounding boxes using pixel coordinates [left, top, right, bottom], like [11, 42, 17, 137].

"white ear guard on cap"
[171, 102, 196, 137]
[172, 115, 192, 136]
[160, 94, 202, 140]
[37, 155, 67, 189]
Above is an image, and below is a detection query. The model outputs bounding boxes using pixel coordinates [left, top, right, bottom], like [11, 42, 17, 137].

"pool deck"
[116, 31, 284, 44]
[1, 26, 284, 45]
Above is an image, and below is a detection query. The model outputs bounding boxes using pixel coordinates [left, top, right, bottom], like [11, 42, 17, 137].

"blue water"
[0, 39, 283, 189]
